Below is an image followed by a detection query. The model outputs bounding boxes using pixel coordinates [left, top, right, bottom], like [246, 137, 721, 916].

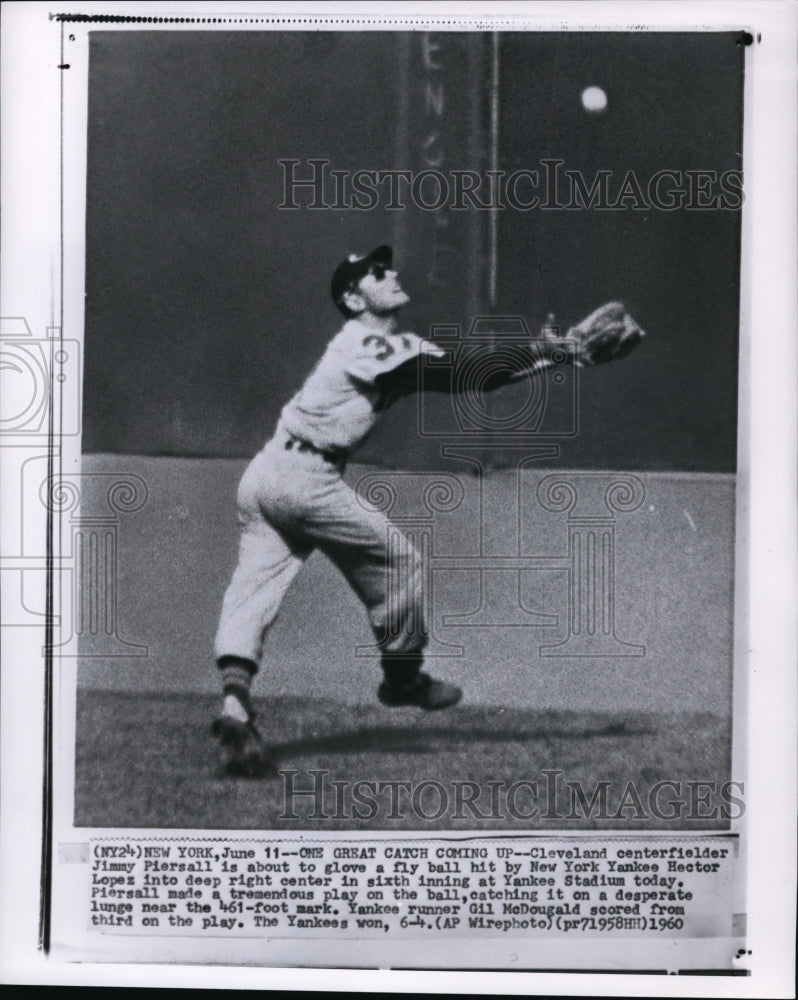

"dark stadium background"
[82, 31, 743, 471]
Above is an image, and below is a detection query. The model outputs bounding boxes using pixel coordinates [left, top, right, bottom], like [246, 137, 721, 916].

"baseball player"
[212, 244, 643, 776]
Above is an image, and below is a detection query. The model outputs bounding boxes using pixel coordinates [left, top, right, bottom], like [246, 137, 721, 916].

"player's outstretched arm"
[373, 301, 644, 399]
[374, 325, 576, 398]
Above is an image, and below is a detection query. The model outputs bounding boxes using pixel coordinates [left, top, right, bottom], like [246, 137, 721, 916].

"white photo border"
[1, 1, 796, 995]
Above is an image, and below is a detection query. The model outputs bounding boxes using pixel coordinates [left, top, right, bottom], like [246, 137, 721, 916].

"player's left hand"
[566, 301, 645, 367]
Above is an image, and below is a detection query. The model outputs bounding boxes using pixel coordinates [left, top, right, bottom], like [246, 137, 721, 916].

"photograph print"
[72, 26, 745, 832]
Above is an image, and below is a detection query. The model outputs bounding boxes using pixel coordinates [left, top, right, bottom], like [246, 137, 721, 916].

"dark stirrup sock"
[380, 652, 424, 688]
[217, 655, 258, 716]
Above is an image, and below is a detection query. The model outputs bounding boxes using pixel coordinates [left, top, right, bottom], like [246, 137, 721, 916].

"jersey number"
[362, 334, 395, 361]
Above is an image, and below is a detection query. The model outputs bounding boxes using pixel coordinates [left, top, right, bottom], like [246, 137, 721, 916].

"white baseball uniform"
[214, 319, 446, 665]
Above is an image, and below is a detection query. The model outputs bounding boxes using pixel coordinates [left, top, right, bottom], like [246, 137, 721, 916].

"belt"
[284, 434, 347, 465]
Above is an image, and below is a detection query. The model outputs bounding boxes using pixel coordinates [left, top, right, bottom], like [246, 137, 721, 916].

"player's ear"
[342, 288, 365, 315]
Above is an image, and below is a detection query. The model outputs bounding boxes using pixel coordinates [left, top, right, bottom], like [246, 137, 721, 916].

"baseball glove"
[565, 301, 645, 367]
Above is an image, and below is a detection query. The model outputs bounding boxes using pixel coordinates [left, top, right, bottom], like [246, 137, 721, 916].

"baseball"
[581, 86, 608, 112]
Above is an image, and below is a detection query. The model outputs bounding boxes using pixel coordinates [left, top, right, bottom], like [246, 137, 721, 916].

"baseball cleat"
[377, 671, 462, 710]
[211, 715, 275, 778]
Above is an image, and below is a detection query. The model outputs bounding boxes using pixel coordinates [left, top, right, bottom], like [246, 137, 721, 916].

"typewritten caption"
[85, 836, 736, 938]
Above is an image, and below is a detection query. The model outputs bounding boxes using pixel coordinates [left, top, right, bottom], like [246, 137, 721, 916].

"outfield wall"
[72, 454, 736, 715]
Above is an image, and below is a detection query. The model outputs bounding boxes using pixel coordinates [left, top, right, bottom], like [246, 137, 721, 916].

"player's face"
[354, 264, 410, 315]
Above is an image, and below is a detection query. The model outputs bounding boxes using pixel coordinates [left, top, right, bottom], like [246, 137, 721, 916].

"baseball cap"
[330, 244, 393, 313]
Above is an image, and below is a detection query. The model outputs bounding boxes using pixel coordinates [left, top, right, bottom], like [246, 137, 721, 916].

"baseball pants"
[214, 427, 428, 665]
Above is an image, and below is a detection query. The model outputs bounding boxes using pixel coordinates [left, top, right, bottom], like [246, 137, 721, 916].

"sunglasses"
[344, 262, 392, 297]
[364, 263, 389, 281]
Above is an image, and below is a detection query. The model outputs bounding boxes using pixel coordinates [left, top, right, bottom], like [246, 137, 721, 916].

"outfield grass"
[75, 690, 732, 832]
